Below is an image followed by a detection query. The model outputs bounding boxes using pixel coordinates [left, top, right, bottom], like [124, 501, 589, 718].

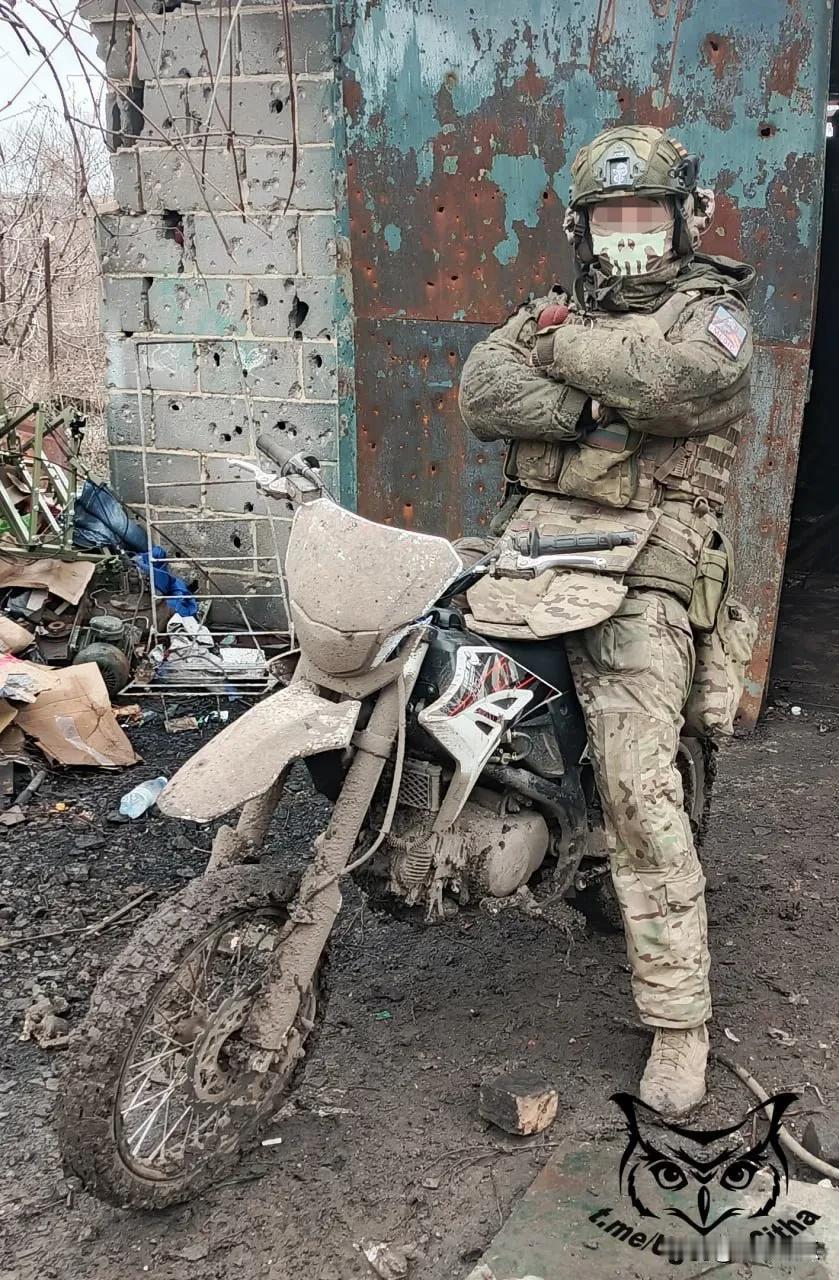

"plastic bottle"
[119, 776, 169, 819]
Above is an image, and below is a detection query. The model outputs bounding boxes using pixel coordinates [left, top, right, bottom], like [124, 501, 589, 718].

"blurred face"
[588, 196, 675, 277]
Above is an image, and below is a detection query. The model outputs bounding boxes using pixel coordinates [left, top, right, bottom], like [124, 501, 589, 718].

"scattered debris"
[767, 1027, 797, 1047]
[14, 663, 138, 767]
[261, 1136, 283, 1147]
[119, 776, 168, 819]
[165, 710, 229, 734]
[803, 1116, 839, 1167]
[0, 887, 154, 951]
[20, 993, 70, 1048]
[479, 1072, 559, 1137]
[723, 1027, 741, 1044]
[359, 1238, 420, 1279]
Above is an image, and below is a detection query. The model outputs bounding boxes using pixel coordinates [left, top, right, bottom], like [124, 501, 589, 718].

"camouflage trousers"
[565, 588, 712, 1030]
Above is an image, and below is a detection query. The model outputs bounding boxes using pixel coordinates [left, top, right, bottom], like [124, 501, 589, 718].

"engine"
[384, 784, 549, 917]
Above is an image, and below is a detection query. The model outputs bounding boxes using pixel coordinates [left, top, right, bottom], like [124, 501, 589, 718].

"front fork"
[243, 646, 426, 1055]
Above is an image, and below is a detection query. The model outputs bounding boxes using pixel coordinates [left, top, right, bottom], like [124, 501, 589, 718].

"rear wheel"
[58, 868, 325, 1208]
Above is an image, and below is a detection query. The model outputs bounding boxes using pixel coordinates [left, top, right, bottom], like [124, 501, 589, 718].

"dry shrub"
[0, 102, 110, 471]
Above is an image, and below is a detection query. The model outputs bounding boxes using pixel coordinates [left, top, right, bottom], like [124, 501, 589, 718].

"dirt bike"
[58, 436, 712, 1208]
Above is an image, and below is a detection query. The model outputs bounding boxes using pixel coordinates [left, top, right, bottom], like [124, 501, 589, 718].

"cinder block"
[152, 394, 251, 453]
[138, 83, 191, 144]
[79, 0, 132, 19]
[238, 8, 333, 75]
[199, 341, 300, 398]
[302, 344, 337, 400]
[296, 79, 335, 145]
[192, 213, 297, 275]
[111, 149, 143, 213]
[298, 214, 337, 275]
[203, 455, 274, 516]
[150, 518, 255, 564]
[247, 146, 334, 212]
[106, 338, 197, 395]
[139, 341, 198, 392]
[104, 391, 153, 445]
[207, 571, 287, 632]
[135, 15, 236, 81]
[97, 214, 184, 275]
[89, 21, 134, 81]
[250, 276, 334, 339]
[255, 514, 296, 572]
[110, 449, 201, 509]
[105, 338, 138, 393]
[187, 79, 292, 145]
[139, 147, 246, 214]
[148, 279, 248, 338]
[251, 401, 338, 460]
[101, 277, 148, 334]
[479, 1073, 559, 1136]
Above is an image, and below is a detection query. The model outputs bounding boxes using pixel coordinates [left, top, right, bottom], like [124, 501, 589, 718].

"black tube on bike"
[256, 434, 297, 470]
[512, 530, 638, 556]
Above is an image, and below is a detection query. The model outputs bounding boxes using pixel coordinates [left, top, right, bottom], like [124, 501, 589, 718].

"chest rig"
[506, 290, 747, 521]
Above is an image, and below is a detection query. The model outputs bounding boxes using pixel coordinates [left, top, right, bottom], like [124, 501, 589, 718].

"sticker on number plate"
[707, 305, 747, 357]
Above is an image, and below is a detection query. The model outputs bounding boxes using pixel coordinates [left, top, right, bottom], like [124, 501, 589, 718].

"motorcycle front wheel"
[58, 867, 326, 1209]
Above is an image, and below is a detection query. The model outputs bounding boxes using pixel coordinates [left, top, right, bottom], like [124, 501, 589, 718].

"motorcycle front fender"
[157, 685, 361, 823]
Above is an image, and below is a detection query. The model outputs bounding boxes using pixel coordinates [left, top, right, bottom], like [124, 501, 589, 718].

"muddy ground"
[0, 705, 838, 1280]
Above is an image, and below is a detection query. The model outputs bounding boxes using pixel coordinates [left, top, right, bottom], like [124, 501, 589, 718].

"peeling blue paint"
[489, 153, 549, 265]
[383, 223, 402, 252]
[345, 0, 821, 242]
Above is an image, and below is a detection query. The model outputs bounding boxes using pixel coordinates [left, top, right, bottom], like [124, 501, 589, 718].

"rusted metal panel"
[353, 319, 502, 535]
[340, 0, 832, 717]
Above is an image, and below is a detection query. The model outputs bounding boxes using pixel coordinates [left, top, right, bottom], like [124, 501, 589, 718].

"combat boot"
[639, 1025, 708, 1117]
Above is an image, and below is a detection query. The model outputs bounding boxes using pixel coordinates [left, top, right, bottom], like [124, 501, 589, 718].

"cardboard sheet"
[0, 654, 57, 699]
[16, 663, 139, 768]
[0, 556, 96, 606]
[0, 616, 34, 654]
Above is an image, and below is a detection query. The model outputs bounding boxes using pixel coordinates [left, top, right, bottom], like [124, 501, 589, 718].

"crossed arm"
[458, 294, 752, 442]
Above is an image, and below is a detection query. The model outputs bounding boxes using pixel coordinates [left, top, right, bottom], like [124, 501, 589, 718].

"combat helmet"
[567, 125, 703, 260]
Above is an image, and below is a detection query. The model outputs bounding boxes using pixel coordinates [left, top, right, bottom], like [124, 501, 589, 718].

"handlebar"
[256, 434, 297, 471]
[256, 433, 322, 486]
[510, 530, 638, 557]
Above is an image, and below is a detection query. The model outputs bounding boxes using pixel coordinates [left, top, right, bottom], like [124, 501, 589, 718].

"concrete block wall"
[84, 0, 338, 633]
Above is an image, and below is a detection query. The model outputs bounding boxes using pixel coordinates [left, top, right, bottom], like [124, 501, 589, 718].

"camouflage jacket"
[458, 255, 756, 608]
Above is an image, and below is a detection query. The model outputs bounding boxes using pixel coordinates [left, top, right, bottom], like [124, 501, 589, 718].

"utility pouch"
[687, 530, 731, 632]
[556, 424, 643, 509]
[508, 439, 564, 488]
[684, 598, 758, 738]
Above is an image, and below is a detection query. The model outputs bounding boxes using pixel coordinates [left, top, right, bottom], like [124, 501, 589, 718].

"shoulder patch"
[707, 304, 747, 358]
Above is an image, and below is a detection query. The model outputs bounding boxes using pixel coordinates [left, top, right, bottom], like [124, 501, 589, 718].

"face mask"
[588, 199, 675, 278]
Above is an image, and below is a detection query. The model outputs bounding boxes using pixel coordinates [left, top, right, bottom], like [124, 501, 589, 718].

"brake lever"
[491, 552, 609, 580]
[232, 458, 291, 497]
[232, 458, 324, 504]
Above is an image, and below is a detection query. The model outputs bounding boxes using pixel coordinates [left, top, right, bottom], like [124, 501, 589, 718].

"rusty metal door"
[339, 0, 831, 720]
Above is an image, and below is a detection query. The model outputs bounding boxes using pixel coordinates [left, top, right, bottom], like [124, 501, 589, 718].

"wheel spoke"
[115, 908, 308, 1182]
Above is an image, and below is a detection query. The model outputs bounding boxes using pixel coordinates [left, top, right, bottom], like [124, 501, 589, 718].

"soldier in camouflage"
[458, 126, 756, 1117]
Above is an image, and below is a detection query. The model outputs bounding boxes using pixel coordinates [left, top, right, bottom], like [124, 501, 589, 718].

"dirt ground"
[1, 704, 838, 1280]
